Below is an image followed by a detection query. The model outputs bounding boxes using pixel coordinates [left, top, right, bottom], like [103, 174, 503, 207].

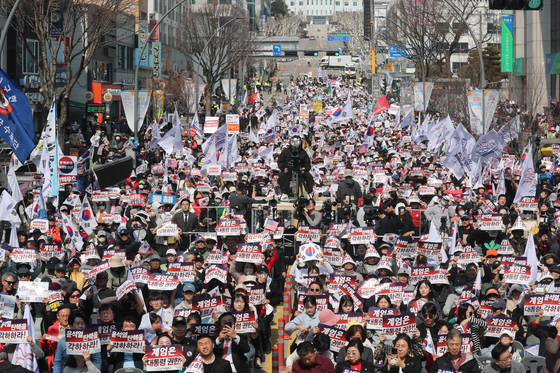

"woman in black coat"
[335, 339, 375, 373]
[381, 334, 422, 373]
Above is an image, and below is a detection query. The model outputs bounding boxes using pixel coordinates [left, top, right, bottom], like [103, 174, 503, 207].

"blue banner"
[149, 194, 176, 205]
[0, 69, 35, 162]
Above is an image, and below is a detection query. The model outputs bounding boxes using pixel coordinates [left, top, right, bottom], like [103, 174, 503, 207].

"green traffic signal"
[335, 52, 339, 56]
[314, 52, 318, 56]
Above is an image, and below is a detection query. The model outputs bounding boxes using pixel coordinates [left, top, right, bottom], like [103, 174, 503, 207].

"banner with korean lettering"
[205, 264, 228, 283]
[193, 296, 225, 318]
[329, 274, 357, 293]
[236, 244, 263, 264]
[417, 242, 441, 259]
[375, 282, 403, 305]
[11, 248, 37, 263]
[148, 273, 178, 291]
[190, 324, 220, 339]
[503, 264, 531, 285]
[318, 323, 347, 352]
[247, 285, 265, 305]
[167, 262, 195, 282]
[0, 319, 28, 343]
[298, 294, 329, 312]
[145, 344, 183, 371]
[409, 266, 449, 285]
[367, 307, 398, 330]
[436, 334, 472, 356]
[382, 313, 416, 340]
[40, 244, 65, 261]
[324, 247, 343, 267]
[16, 281, 48, 302]
[66, 327, 101, 355]
[524, 294, 560, 316]
[216, 219, 241, 236]
[332, 282, 364, 308]
[336, 313, 364, 326]
[116, 280, 137, 302]
[92, 323, 120, 345]
[110, 330, 145, 353]
[131, 266, 150, 284]
[486, 316, 517, 338]
[349, 227, 376, 245]
[231, 311, 256, 333]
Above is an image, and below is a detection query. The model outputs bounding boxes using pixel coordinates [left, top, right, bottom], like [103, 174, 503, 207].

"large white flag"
[31, 99, 59, 159]
[60, 213, 83, 253]
[201, 138, 217, 178]
[498, 116, 520, 143]
[202, 123, 228, 153]
[7, 157, 23, 204]
[258, 146, 274, 162]
[396, 108, 414, 129]
[523, 233, 538, 284]
[148, 120, 161, 152]
[427, 116, 453, 151]
[471, 129, 507, 163]
[513, 145, 536, 203]
[11, 305, 39, 373]
[227, 134, 239, 167]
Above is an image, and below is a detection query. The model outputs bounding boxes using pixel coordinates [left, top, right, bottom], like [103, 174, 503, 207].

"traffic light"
[314, 52, 318, 56]
[489, 0, 542, 10]
[335, 52, 339, 56]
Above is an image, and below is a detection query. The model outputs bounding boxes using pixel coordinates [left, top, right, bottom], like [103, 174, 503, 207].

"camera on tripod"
[363, 206, 379, 226]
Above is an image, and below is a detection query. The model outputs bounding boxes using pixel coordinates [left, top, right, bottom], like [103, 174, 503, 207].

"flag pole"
[0, 0, 23, 66]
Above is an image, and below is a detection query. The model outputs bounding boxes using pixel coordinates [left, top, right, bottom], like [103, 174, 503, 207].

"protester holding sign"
[431, 329, 481, 373]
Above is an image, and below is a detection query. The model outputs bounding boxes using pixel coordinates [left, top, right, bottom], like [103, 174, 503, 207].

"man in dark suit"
[197, 333, 232, 373]
[172, 198, 198, 249]
[214, 313, 250, 373]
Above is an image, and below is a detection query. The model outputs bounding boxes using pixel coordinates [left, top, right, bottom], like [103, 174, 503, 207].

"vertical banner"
[413, 82, 434, 111]
[137, 21, 149, 67]
[484, 90, 500, 131]
[150, 42, 162, 78]
[121, 91, 151, 132]
[221, 79, 237, 100]
[501, 16, 513, 73]
[149, 17, 160, 42]
[467, 90, 483, 135]
[153, 91, 164, 122]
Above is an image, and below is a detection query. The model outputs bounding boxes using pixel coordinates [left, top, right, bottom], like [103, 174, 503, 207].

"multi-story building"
[287, 0, 364, 23]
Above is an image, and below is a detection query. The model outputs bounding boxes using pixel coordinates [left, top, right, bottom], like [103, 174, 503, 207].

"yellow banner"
[312, 99, 323, 113]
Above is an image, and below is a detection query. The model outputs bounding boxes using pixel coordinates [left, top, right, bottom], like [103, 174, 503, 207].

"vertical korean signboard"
[501, 16, 513, 73]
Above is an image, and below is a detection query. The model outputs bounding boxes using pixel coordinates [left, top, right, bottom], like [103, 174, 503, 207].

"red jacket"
[39, 321, 62, 371]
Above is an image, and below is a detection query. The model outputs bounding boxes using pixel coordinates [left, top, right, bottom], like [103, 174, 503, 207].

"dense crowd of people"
[2, 71, 559, 373]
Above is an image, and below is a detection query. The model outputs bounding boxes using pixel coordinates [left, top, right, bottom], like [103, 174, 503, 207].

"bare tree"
[158, 72, 198, 115]
[2, 0, 135, 144]
[380, 0, 493, 79]
[178, 3, 256, 114]
[264, 14, 305, 36]
[334, 11, 369, 54]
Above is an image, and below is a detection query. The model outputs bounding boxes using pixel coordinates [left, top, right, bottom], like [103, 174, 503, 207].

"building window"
[320, 9, 323, 13]
[307, 9, 309, 13]
[127, 47, 134, 70]
[488, 42, 501, 49]
[321, 0, 322, 4]
[453, 42, 469, 52]
[344, 1, 348, 5]
[23, 40, 39, 74]
[452, 62, 467, 74]
[335, 1, 339, 4]
[330, 0, 332, 4]
[118, 45, 125, 69]
[290, 1, 294, 5]
[353, 1, 356, 5]
[330, 9, 332, 13]
[299, 1, 303, 5]
[487, 22, 499, 34]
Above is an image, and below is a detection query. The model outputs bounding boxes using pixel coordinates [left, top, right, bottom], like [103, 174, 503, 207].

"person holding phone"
[381, 334, 421, 373]
[215, 312, 251, 373]
[335, 339, 374, 373]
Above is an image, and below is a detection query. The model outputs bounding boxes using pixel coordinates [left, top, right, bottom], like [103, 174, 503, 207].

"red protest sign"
[246, 285, 265, 305]
[40, 244, 64, 261]
[216, 219, 241, 236]
[486, 316, 517, 338]
[110, 330, 145, 353]
[148, 273, 179, 291]
[92, 323, 120, 345]
[0, 319, 28, 343]
[167, 262, 195, 282]
[131, 266, 150, 284]
[231, 311, 256, 333]
[382, 313, 416, 340]
[65, 327, 101, 355]
[190, 323, 220, 338]
[318, 323, 347, 352]
[524, 294, 560, 316]
[145, 344, 184, 371]
[503, 264, 531, 286]
[205, 264, 228, 283]
[236, 244, 263, 264]
[417, 242, 441, 258]
[193, 296, 224, 318]
[297, 294, 329, 312]
[367, 307, 398, 330]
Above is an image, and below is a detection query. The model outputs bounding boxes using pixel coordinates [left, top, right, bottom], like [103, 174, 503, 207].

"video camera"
[295, 197, 309, 213]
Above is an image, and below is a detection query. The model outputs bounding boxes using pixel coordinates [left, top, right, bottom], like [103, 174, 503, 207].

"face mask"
[244, 268, 254, 275]
[99, 205, 105, 210]
[455, 286, 464, 294]
[98, 237, 106, 243]
[441, 200, 449, 207]
[148, 177, 153, 181]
